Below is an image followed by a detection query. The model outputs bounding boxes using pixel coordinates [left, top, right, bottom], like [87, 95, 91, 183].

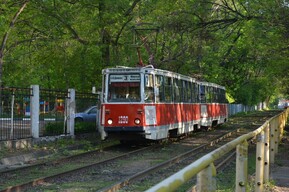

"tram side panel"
[145, 103, 202, 140]
[102, 103, 204, 140]
[206, 103, 228, 127]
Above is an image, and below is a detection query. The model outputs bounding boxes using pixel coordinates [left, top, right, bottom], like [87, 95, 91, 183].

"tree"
[0, 0, 29, 88]
[0, 0, 288, 105]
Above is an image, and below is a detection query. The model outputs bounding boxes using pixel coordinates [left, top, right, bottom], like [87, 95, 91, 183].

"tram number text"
[118, 116, 128, 124]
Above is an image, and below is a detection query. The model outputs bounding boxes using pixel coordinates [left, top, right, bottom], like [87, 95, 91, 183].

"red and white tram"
[99, 65, 228, 141]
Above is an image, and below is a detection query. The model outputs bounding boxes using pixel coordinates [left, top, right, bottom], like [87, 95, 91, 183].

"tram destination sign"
[110, 74, 140, 82]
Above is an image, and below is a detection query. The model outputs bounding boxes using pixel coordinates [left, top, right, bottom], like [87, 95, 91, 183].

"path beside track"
[271, 125, 289, 192]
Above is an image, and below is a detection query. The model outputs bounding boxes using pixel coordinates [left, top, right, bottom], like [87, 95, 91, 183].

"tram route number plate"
[118, 116, 128, 124]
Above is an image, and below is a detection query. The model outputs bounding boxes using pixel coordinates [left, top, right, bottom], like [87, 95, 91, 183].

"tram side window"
[145, 74, 155, 103]
[174, 79, 181, 102]
[206, 86, 212, 103]
[200, 85, 206, 103]
[214, 87, 219, 103]
[186, 81, 192, 103]
[211, 87, 216, 103]
[192, 83, 198, 103]
[178, 80, 183, 102]
[164, 77, 172, 102]
[182, 80, 191, 103]
[221, 89, 227, 103]
[155, 75, 165, 102]
[216, 87, 219, 103]
[182, 80, 187, 102]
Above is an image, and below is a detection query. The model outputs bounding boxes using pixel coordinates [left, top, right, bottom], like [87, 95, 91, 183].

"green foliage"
[0, 0, 288, 104]
[74, 122, 97, 134]
[44, 122, 96, 136]
[44, 122, 64, 136]
[233, 79, 272, 105]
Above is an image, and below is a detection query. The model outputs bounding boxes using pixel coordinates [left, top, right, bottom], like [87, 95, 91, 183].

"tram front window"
[108, 74, 141, 102]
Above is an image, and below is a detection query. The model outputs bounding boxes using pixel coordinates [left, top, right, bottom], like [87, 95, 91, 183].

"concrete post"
[236, 140, 248, 192]
[196, 163, 216, 191]
[264, 124, 270, 182]
[255, 130, 265, 192]
[30, 85, 39, 138]
[270, 118, 277, 164]
[275, 118, 280, 154]
[279, 113, 285, 140]
[66, 89, 75, 136]
[99, 91, 107, 140]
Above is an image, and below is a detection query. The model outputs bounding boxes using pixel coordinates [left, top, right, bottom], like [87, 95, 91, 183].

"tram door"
[200, 84, 208, 126]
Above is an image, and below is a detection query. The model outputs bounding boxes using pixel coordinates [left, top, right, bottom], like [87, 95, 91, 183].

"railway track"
[2, 128, 243, 192]
[100, 129, 244, 192]
[0, 110, 282, 192]
[0, 143, 157, 192]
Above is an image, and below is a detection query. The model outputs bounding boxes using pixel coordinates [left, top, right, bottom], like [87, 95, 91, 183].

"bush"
[74, 122, 97, 134]
[44, 121, 97, 135]
[44, 122, 64, 135]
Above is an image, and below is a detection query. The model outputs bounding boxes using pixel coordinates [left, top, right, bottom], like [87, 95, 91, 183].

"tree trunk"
[99, 0, 110, 66]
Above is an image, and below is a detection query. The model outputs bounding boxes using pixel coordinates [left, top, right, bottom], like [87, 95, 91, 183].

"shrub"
[74, 122, 97, 134]
[44, 121, 97, 135]
[44, 122, 64, 135]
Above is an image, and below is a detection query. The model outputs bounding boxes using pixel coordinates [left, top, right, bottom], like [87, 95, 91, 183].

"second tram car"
[99, 65, 228, 141]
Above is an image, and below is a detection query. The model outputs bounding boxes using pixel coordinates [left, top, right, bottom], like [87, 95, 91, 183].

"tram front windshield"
[107, 74, 141, 102]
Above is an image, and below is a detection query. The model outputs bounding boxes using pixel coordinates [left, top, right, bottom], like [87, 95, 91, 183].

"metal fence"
[228, 104, 257, 116]
[75, 92, 99, 112]
[0, 87, 32, 140]
[39, 89, 68, 136]
[0, 86, 99, 141]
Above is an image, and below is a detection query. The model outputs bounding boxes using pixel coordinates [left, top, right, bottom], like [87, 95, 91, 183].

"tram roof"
[103, 65, 225, 90]
[199, 81, 226, 90]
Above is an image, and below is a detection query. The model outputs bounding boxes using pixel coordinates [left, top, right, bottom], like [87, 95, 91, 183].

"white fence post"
[66, 89, 75, 136]
[30, 85, 39, 138]
[255, 130, 265, 192]
[235, 140, 248, 192]
[10, 91, 15, 139]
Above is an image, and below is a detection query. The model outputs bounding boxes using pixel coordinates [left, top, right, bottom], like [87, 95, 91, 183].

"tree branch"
[124, 0, 141, 16]
[0, 1, 29, 58]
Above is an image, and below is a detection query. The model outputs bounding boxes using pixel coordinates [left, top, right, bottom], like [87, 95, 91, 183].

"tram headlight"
[107, 119, 113, 125]
[134, 118, 141, 125]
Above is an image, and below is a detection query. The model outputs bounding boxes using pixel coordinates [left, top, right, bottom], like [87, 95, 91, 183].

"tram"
[99, 65, 228, 141]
